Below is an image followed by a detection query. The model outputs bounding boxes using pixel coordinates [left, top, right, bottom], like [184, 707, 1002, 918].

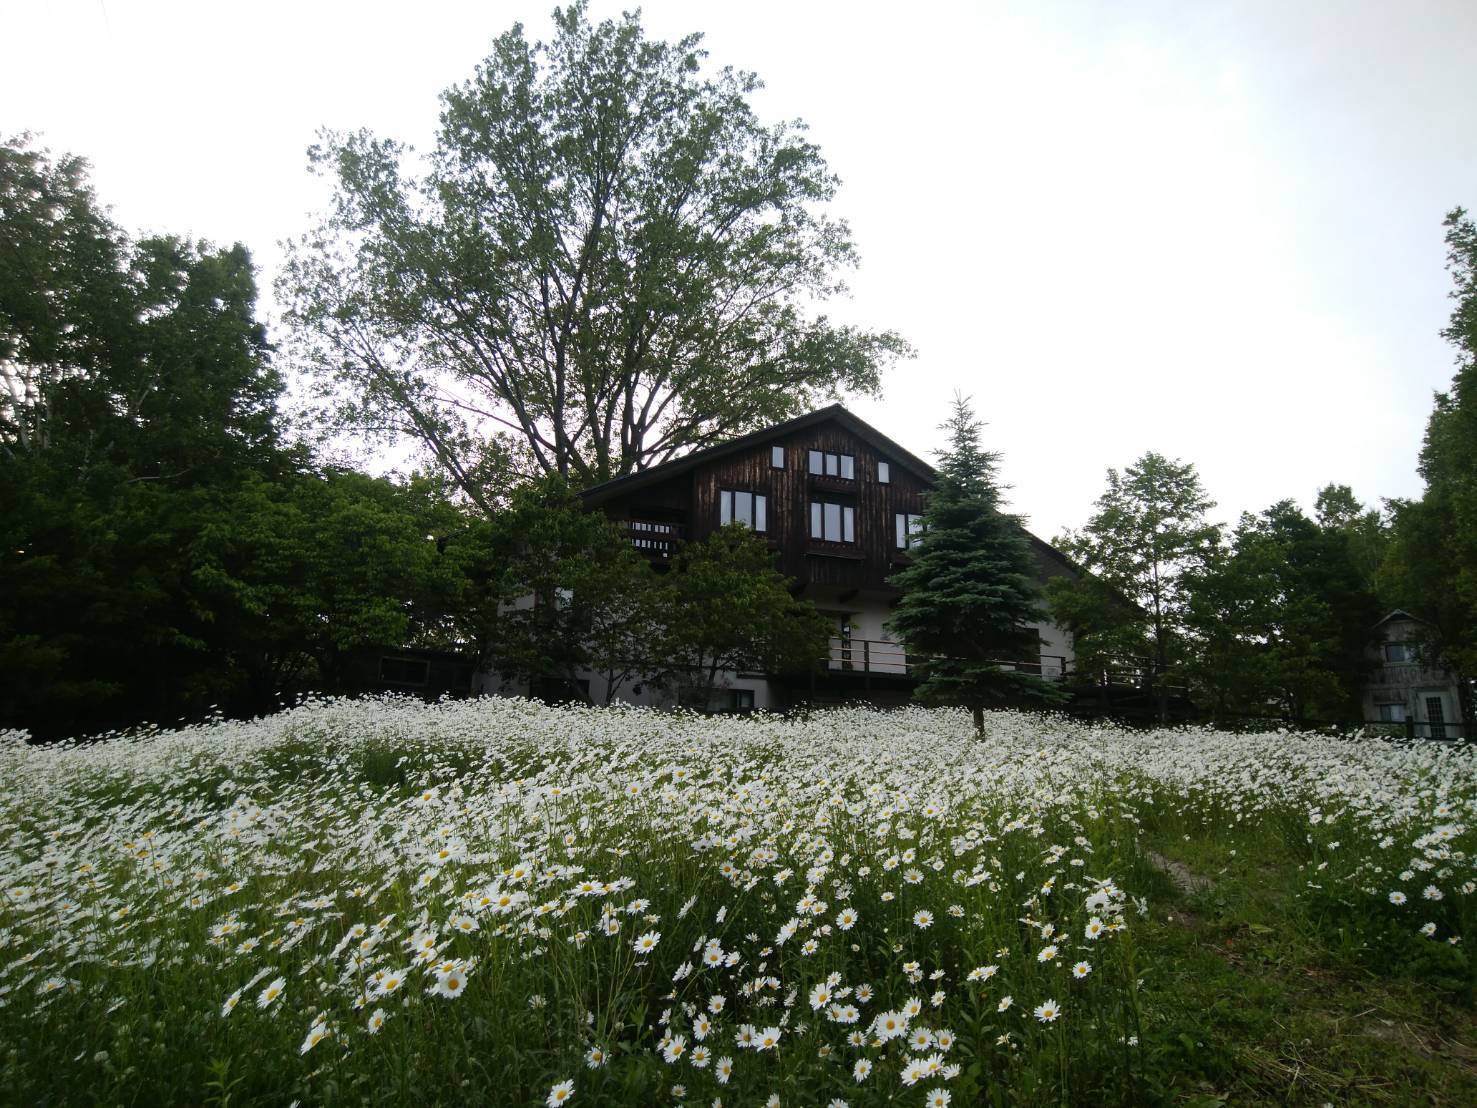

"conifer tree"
[887, 396, 1066, 731]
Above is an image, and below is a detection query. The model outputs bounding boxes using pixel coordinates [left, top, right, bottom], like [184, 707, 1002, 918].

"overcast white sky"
[3, 0, 1474, 538]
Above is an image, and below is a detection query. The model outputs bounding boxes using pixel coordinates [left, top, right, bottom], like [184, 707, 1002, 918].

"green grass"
[1129, 825, 1477, 1105]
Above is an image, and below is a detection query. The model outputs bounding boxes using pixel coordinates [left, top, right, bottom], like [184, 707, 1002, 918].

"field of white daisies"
[2, 699, 1475, 1107]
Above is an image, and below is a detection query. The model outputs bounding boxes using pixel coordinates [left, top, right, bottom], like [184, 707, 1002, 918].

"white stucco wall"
[478, 582, 1079, 710]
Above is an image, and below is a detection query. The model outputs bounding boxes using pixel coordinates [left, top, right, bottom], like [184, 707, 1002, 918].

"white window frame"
[809, 499, 855, 543]
[719, 489, 767, 532]
[807, 450, 855, 479]
[895, 512, 924, 550]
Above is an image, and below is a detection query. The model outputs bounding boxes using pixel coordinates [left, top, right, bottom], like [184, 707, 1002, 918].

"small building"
[1361, 610, 1468, 738]
[565, 403, 1081, 710]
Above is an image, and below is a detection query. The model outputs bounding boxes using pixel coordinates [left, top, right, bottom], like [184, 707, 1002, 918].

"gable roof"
[578, 403, 936, 508]
[579, 403, 1087, 580]
[1375, 609, 1425, 628]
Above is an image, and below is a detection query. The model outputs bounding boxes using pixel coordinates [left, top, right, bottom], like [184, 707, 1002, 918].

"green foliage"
[1053, 452, 1222, 676]
[1, 135, 286, 477]
[1, 134, 134, 457]
[661, 524, 830, 705]
[1383, 208, 1477, 717]
[280, 2, 910, 494]
[0, 462, 495, 739]
[483, 479, 667, 702]
[1313, 483, 1389, 592]
[0, 136, 503, 739]
[1043, 573, 1149, 682]
[192, 470, 487, 701]
[1, 468, 207, 735]
[1185, 500, 1382, 719]
[0, 135, 306, 737]
[888, 396, 1066, 723]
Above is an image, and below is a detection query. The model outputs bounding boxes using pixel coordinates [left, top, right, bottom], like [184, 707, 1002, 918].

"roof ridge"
[578, 404, 937, 503]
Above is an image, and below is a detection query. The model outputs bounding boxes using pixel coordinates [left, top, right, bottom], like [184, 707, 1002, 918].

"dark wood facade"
[581, 405, 1080, 594]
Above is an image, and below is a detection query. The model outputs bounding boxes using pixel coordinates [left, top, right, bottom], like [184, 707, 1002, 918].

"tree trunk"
[973, 703, 985, 736]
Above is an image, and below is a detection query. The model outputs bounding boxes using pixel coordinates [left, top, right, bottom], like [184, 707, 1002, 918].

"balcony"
[806, 472, 856, 495]
[622, 519, 684, 559]
[1368, 662, 1450, 690]
[821, 638, 1068, 680]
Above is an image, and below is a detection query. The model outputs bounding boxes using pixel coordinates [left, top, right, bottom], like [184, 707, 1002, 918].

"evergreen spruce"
[887, 396, 1067, 731]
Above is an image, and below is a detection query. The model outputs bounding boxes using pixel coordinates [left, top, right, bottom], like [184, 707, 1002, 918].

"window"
[719, 489, 767, 531]
[730, 688, 755, 713]
[771, 445, 786, 469]
[1426, 697, 1447, 740]
[809, 500, 855, 543]
[1378, 702, 1407, 723]
[1384, 642, 1416, 663]
[895, 512, 924, 550]
[807, 450, 855, 479]
[878, 460, 890, 484]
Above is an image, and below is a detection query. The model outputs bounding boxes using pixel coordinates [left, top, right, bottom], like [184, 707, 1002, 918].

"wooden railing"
[622, 520, 684, 559]
[1068, 654, 1191, 695]
[1368, 662, 1452, 689]
[822, 638, 1068, 680]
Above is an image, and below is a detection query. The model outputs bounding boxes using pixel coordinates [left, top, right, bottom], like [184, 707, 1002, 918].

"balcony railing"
[821, 638, 1068, 680]
[1368, 662, 1451, 689]
[622, 520, 684, 559]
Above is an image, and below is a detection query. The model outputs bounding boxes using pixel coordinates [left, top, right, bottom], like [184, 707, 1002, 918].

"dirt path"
[1146, 849, 1212, 895]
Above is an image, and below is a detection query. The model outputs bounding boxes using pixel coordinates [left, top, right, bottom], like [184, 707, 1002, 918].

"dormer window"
[808, 450, 854, 479]
[719, 489, 767, 532]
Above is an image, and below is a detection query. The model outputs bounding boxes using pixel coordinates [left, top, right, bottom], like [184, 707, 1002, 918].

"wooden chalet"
[576, 404, 1082, 710]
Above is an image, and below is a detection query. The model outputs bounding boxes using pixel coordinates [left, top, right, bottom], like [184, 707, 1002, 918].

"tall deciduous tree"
[1313, 483, 1389, 592]
[887, 397, 1065, 731]
[1053, 452, 1223, 690]
[280, 2, 909, 501]
[1, 135, 132, 457]
[1, 136, 285, 477]
[1, 136, 301, 738]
